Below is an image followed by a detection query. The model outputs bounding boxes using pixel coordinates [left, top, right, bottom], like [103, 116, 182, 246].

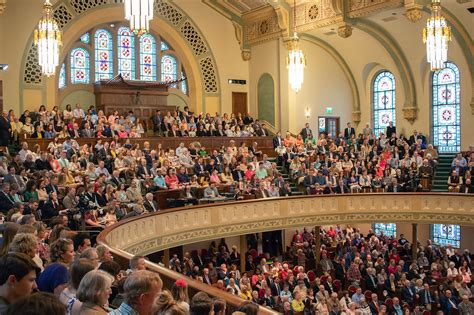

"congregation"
[0, 104, 472, 315]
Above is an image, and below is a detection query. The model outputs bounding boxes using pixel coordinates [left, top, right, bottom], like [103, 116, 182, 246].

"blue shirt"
[37, 262, 69, 293]
[153, 176, 166, 188]
[108, 302, 139, 315]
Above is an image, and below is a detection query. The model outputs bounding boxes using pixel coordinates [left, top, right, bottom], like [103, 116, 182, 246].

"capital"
[403, 106, 418, 124]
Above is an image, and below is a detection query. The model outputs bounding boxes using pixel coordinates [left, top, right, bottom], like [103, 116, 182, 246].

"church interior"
[0, 0, 473, 314]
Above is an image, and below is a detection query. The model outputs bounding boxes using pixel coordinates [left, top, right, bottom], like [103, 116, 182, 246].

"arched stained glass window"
[140, 34, 156, 81]
[373, 71, 396, 137]
[373, 223, 397, 237]
[94, 29, 113, 81]
[118, 27, 135, 80]
[161, 54, 177, 87]
[59, 63, 66, 88]
[70, 48, 90, 84]
[432, 62, 461, 152]
[432, 224, 460, 248]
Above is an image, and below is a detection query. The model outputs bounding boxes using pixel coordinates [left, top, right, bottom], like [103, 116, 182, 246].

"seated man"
[448, 170, 463, 193]
[203, 183, 220, 199]
[303, 169, 317, 195]
[314, 170, 330, 194]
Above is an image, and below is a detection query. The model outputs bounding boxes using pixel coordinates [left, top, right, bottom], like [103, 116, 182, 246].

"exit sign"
[326, 107, 333, 114]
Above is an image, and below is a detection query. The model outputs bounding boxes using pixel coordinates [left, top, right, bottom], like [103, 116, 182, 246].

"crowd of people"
[165, 227, 474, 314]
[0, 104, 268, 144]
[0, 104, 472, 314]
[273, 122, 473, 194]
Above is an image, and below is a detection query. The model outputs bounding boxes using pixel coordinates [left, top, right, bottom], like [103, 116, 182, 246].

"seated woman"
[165, 168, 180, 190]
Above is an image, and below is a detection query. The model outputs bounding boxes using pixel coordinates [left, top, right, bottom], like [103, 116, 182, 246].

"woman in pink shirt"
[165, 168, 180, 189]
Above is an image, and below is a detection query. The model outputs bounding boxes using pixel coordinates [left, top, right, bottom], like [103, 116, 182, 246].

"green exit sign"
[326, 107, 333, 114]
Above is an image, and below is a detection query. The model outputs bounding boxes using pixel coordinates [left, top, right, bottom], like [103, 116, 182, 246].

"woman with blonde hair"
[171, 279, 190, 312]
[74, 270, 114, 315]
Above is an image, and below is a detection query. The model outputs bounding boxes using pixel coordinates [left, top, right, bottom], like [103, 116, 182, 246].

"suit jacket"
[365, 274, 378, 292]
[368, 301, 380, 315]
[110, 177, 123, 187]
[419, 289, 434, 305]
[386, 126, 396, 138]
[81, 128, 95, 138]
[440, 295, 459, 315]
[167, 130, 182, 137]
[213, 129, 226, 137]
[143, 200, 159, 212]
[401, 286, 416, 303]
[193, 163, 206, 176]
[0, 191, 16, 213]
[136, 165, 151, 178]
[41, 200, 60, 220]
[303, 175, 317, 188]
[270, 282, 282, 297]
[45, 184, 59, 195]
[273, 136, 283, 148]
[344, 127, 355, 139]
[300, 128, 312, 140]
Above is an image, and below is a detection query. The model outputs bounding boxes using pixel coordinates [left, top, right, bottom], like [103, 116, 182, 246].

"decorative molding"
[405, 6, 422, 22]
[403, 106, 418, 124]
[352, 110, 361, 126]
[241, 49, 251, 61]
[100, 194, 474, 256]
[338, 23, 353, 38]
[349, 0, 403, 18]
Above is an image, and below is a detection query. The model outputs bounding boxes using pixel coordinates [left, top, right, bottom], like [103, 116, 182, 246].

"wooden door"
[232, 92, 248, 116]
[318, 116, 340, 138]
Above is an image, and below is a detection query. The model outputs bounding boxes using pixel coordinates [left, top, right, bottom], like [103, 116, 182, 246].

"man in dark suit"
[440, 290, 458, 315]
[273, 132, 283, 149]
[41, 191, 61, 220]
[409, 130, 422, 146]
[151, 110, 163, 135]
[365, 269, 378, 293]
[367, 293, 380, 315]
[193, 158, 206, 178]
[143, 193, 159, 212]
[300, 122, 312, 141]
[344, 122, 355, 139]
[0, 183, 16, 213]
[270, 277, 282, 298]
[303, 169, 317, 195]
[385, 121, 396, 138]
[136, 159, 151, 179]
[335, 178, 349, 194]
[213, 124, 226, 137]
[167, 125, 182, 137]
[401, 280, 417, 304]
[81, 122, 95, 138]
[45, 176, 60, 196]
[0, 111, 11, 146]
[419, 283, 434, 311]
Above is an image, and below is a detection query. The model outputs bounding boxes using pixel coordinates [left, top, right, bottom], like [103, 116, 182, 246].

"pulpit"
[94, 75, 177, 120]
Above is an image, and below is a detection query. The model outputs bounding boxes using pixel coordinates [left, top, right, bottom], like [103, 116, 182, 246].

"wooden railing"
[97, 193, 474, 314]
[24, 136, 276, 155]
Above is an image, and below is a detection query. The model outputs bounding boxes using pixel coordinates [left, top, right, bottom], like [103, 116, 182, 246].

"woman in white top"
[59, 258, 95, 315]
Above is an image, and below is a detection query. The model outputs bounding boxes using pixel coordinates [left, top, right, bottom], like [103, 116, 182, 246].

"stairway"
[431, 153, 456, 192]
[268, 157, 304, 196]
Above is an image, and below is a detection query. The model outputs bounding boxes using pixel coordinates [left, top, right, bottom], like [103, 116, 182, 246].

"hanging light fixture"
[124, 0, 155, 36]
[34, 0, 62, 77]
[286, 0, 306, 93]
[423, 0, 451, 71]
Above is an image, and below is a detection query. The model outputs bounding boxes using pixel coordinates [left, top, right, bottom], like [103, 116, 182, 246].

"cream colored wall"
[0, 0, 44, 113]
[174, 0, 249, 115]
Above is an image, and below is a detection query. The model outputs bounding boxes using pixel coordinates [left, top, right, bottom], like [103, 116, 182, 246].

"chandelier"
[286, 0, 306, 93]
[423, 0, 451, 71]
[34, 0, 62, 77]
[124, 0, 155, 36]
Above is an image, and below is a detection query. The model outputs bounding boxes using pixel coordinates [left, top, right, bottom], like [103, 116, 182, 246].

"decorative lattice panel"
[53, 4, 73, 29]
[156, 1, 183, 26]
[199, 57, 217, 93]
[69, 0, 108, 15]
[23, 44, 42, 85]
[180, 21, 207, 56]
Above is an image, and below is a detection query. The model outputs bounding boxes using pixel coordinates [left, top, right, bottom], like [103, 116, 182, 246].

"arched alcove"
[257, 73, 275, 126]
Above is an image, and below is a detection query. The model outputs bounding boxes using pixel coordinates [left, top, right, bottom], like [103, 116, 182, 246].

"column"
[163, 249, 170, 268]
[412, 223, 418, 260]
[240, 234, 247, 273]
[314, 226, 321, 266]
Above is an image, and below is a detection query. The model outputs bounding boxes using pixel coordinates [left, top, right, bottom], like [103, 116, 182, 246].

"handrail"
[97, 193, 473, 314]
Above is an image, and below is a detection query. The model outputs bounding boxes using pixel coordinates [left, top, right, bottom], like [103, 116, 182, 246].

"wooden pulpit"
[94, 74, 177, 120]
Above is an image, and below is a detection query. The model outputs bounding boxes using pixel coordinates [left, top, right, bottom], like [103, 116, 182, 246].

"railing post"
[163, 249, 170, 268]
[412, 223, 418, 261]
[240, 234, 247, 273]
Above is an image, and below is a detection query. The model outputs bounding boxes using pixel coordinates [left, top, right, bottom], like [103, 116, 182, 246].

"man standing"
[344, 122, 355, 139]
[300, 123, 312, 141]
[0, 111, 11, 147]
[385, 121, 396, 138]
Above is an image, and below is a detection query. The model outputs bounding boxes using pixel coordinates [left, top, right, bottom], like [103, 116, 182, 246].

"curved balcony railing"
[97, 193, 474, 314]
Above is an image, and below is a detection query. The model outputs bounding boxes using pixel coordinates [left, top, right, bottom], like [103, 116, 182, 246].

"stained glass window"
[432, 224, 460, 248]
[80, 33, 90, 44]
[70, 48, 90, 84]
[432, 62, 461, 153]
[140, 34, 156, 81]
[373, 71, 396, 137]
[59, 63, 66, 88]
[118, 27, 135, 80]
[161, 54, 177, 87]
[181, 69, 187, 95]
[94, 29, 113, 81]
[161, 40, 169, 51]
[373, 223, 397, 237]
